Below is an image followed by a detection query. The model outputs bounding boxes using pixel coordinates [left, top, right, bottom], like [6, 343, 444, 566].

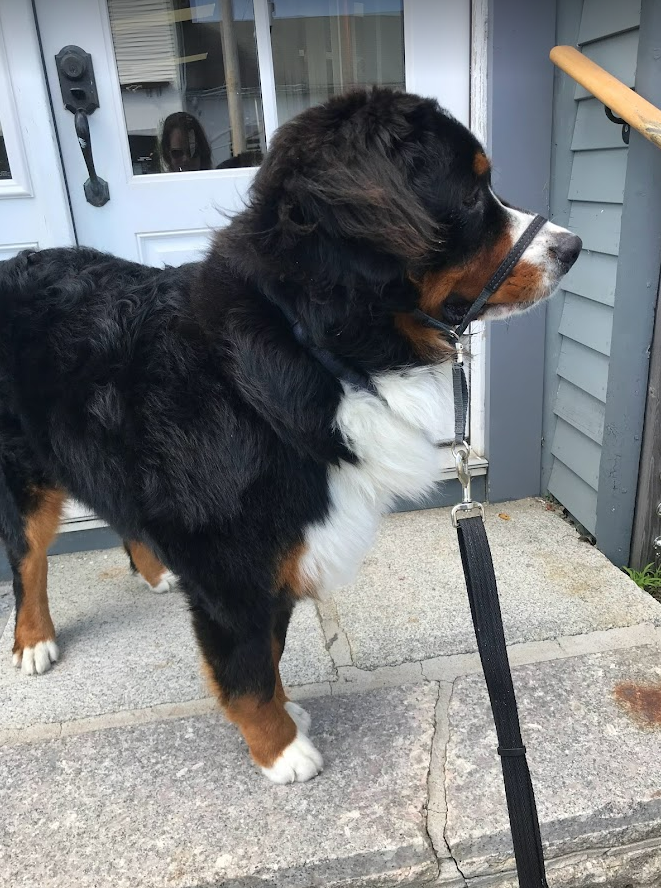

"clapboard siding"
[543, 0, 640, 536]
[574, 29, 639, 98]
[551, 418, 602, 489]
[572, 98, 631, 150]
[568, 149, 628, 203]
[561, 250, 617, 306]
[558, 292, 612, 356]
[578, 0, 641, 45]
[557, 338, 609, 401]
[553, 379, 605, 444]
[548, 460, 598, 532]
[568, 202, 623, 254]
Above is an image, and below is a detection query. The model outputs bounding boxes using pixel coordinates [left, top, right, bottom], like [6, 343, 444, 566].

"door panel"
[35, 0, 472, 265]
[0, 0, 73, 256]
[269, 0, 406, 126]
[35, 0, 262, 262]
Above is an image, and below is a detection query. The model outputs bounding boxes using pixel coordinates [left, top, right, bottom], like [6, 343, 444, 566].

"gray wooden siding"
[543, 0, 640, 534]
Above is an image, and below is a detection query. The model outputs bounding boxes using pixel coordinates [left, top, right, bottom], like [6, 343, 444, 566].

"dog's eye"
[463, 189, 481, 208]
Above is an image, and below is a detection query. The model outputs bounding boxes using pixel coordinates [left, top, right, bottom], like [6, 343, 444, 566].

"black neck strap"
[270, 295, 379, 396]
[413, 214, 547, 340]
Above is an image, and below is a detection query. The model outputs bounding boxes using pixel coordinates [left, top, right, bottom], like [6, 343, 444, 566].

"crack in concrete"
[314, 598, 354, 669]
[422, 674, 468, 886]
[442, 676, 469, 885]
[421, 680, 443, 884]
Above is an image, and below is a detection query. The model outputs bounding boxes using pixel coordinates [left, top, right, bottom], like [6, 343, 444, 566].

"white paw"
[13, 640, 59, 675]
[285, 701, 312, 735]
[261, 732, 324, 784]
[142, 570, 177, 594]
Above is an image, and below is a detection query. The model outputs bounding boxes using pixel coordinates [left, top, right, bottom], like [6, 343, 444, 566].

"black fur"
[0, 88, 507, 706]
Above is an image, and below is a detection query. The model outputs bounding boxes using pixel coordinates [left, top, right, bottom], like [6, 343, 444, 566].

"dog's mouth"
[439, 295, 473, 326]
[438, 292, 539, 326]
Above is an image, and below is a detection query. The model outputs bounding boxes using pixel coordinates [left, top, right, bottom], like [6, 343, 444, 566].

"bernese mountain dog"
[0, 89, 581, 783]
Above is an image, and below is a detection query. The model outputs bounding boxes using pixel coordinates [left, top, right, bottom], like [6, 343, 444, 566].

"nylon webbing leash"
[443, 214, 550, 887]
[455, 512, 548, 887]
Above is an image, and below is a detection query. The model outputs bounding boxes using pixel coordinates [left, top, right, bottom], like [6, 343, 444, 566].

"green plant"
[622, 563, 661, 593]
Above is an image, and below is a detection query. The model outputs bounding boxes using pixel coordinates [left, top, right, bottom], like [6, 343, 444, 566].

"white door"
[33, 0, 471, 267]
[0, 1, 73, 260]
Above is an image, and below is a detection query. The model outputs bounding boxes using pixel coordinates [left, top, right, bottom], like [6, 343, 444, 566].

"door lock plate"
[55, 45, 99, 115]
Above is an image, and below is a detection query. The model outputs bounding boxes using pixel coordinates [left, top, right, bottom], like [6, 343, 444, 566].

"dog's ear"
[245, 96, 439, 288]
[287, 161, 436, 282]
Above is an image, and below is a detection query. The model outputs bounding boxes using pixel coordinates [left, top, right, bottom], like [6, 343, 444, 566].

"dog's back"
[0, 248, 202, 537]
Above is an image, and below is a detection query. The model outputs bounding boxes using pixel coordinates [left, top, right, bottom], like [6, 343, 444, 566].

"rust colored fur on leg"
[276, 542, 313, 598]
[200, 657, 296, 767]
[126, 541, 168, 587]
[13, 489, 65, 654]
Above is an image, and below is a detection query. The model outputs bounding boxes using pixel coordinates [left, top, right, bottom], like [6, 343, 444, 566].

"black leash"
[434, 215, 549, 887]
[456, 513, 548, 887]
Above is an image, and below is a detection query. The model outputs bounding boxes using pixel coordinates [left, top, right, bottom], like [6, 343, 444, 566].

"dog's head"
[229, 89, 581, 357]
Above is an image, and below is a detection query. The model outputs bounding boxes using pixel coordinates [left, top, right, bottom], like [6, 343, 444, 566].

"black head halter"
[412, 214, 547, 341]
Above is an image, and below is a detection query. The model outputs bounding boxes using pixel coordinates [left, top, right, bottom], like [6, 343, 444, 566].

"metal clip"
[452, 441, 471, 494]
[451, 440, 485, 526]
[451, 500, 485, 527]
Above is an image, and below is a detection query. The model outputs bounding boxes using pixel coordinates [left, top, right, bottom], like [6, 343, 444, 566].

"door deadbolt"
[55, 45, 100, 115]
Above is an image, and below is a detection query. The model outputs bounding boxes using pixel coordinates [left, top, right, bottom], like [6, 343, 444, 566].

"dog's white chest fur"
[300, 364, 454, 595]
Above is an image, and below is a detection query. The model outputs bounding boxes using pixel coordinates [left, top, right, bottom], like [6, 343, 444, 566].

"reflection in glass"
[0, 121, 11, 180]
[107, 0, 265, 174]
[270, 0, 405, 125]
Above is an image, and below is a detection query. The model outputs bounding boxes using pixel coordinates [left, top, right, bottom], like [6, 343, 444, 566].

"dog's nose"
[550, 233, 582, 271]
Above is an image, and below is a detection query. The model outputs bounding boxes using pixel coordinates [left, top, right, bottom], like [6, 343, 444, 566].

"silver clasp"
[452, 440, 471, 493]
[451, 439, 485, 527]
[451, 500, 485, 527]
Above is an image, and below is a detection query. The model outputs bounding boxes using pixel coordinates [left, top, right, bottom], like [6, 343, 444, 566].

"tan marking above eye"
[473, 151, 491, 177]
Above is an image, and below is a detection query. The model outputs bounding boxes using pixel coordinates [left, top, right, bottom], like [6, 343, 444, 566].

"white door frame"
[404, 0, 489, 460]
[468, 0, 489, 459]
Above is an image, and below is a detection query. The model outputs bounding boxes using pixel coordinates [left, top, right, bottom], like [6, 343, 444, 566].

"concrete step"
[440, 643, 661, 886]
[3, 499, 661, 886]
[1, 684, 439, 888]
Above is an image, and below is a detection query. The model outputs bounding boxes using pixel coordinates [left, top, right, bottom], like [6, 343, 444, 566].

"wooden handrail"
[550, 45, 661, 150]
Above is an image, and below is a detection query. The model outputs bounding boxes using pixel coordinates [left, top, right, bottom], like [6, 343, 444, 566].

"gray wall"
[594, 0, 661, 565]
[542, 0, 641, 536]
[485, 0, 557, 502]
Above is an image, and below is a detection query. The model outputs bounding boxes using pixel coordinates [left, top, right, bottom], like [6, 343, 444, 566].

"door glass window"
[270, 0, 405, 126]
[107, 0, 265, 174]
[0, 120, 11, 180]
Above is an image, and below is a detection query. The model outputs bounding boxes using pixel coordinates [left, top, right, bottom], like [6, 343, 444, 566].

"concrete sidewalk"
[2, 498, 661, 886]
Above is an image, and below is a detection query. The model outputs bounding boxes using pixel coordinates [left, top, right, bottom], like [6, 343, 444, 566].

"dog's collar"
[268, 295, 379, 396]
[288, 318, 379, 396]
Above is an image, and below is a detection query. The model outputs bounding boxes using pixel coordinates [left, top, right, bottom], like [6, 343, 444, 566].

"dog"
[0, 88, 581, 783]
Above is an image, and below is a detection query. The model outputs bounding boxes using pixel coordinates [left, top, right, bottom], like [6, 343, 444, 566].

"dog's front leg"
[190, 598, 322, 784]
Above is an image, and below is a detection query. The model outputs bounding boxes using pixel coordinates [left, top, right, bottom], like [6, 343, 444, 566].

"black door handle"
[74, 109, 110, 207]
[55, 45, 110, 207]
